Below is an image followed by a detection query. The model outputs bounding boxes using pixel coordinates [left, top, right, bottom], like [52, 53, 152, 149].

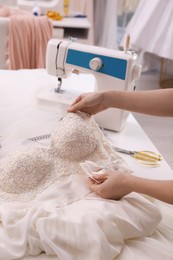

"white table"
[0, 69, 173, 181]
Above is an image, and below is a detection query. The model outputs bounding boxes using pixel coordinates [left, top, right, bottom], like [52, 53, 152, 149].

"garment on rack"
[123, 0, 173, 70]
[94, 0, 118, 49]
[0, 4, 52, 69]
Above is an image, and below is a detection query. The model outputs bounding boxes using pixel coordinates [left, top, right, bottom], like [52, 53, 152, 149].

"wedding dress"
[0, 112, 162, 260]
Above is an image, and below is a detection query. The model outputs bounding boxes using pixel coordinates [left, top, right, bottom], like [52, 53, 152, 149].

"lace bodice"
[0, 147, 53, 194]
[50, 113, 98, 161]
[0, 112, 112, 202]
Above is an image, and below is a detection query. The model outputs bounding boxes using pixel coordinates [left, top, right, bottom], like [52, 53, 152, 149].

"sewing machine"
[45, 37, 141, 131]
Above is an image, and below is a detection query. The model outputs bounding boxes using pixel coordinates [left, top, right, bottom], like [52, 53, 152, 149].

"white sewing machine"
[44, 37, 141, 131]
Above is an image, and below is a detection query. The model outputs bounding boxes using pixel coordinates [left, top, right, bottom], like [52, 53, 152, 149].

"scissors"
[112, 146, 162, 167]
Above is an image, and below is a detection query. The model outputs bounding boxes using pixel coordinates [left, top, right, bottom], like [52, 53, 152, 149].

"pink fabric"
[0, 5, 52, 69]
[0, 4, 12, 17]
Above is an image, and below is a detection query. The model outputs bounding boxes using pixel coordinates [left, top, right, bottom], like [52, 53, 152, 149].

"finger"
[70, 95, 82, 107]
[67, 98, 82, 112]
[87, 177, 96, 185]
[67, 103, 82, 112]
[87, 174, 107, 187]
[92, 173, 108, 181]
[67, 98, 86, 113]
[87, 177, 101, 192]
[87, 177, 103, 186]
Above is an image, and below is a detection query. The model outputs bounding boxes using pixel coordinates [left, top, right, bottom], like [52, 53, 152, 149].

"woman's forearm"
[128, 175, 173, 204]
[104, 89, 173, 116]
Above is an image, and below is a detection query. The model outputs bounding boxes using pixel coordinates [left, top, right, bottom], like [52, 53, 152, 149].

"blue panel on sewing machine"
[66, 49, 127, 80]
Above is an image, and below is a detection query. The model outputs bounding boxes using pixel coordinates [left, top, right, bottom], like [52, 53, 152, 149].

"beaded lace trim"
[0, 112, 115, 202]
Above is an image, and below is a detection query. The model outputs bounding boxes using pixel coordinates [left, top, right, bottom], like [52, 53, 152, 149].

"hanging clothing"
[94, 0, 118, 49]
[0, 4, 52, 69]
[124, 0, 173, 60]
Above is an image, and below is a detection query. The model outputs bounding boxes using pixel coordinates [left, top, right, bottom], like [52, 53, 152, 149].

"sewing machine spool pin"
[124, 34, 130, 53]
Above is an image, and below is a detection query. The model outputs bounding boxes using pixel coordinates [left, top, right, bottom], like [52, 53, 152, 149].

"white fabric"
[116, 200, 173, 260]
[80, 153, 132, 182]
[94, 0, 117, 49]
[122, 0, 173, 71]
[0, 69, 173, 260]
[0, 182, 162, 259]
[124, 0, 173, 59]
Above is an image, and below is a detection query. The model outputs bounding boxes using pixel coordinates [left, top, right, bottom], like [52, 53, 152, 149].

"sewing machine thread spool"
[64, 0, 69, 16]
[124, 34, 130, 53]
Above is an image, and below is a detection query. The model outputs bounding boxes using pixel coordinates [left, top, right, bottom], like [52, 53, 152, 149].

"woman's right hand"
[87, 171, 132, 200]
[67, 91, 108, 115]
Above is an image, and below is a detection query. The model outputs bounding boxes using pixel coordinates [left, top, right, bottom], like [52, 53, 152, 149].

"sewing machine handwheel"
[89, 57, 102, 71]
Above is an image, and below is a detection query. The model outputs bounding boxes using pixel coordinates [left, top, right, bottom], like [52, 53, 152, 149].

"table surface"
[52, 17, 91, 29]
[0, 69, 172, 181]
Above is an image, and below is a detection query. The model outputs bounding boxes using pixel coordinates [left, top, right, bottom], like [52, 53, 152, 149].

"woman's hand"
[67, 91, 108, 115]
[87, 171, 132, 200]
[88, 170, 173, 205]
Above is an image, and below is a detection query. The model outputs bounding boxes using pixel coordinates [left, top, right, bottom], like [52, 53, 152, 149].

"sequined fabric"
[0, 112, 116, 202]
[0, 147, 53, 194]
[50, 113, 98, 161]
